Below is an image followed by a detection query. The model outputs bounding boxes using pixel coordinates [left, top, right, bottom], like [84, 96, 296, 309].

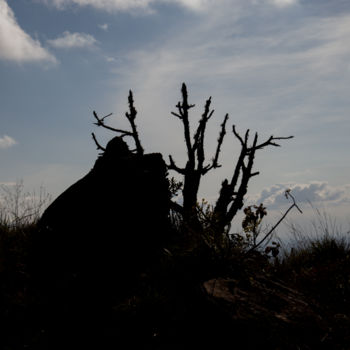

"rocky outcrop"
[199, 275, 327, 348]
[38, 137, 170, 274]
[32, 136, 172, 348]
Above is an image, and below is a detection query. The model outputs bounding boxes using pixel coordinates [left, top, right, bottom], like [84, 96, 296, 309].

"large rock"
[200, 275, 327, 347]
[38, 136, 171, 276]
[32, 137, 171, 348]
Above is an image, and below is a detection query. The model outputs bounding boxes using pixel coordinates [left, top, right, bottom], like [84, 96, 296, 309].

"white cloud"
[0, 135, 17, 149]
[42, 0, 212, 12]
[98, 23, 109, 31]
[48, 0, 155, 12]
[252, 182, 350, 209]
[44, 0, 300, 13]
[100, 9, 350, 212]
[0, 0, 56, 63]
[269, 0, 298, 8]
[0, 182, 16, 186]
[110, 8, 350, 139]
[47, 31, 97, 49]
[105, 56, 117, 62]
[173, 0, 211, 11]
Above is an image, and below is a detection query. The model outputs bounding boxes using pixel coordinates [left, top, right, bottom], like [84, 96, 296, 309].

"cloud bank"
[0, 0, 55, 63]
[48, 0, 154, 11]
[40, 0, 235, 13]
[47, 31, 97, 49]
[252, 182, 350, 209]
[0, 135, 17, 149]
[40, 0, 301, 13]
[269, 0, 298, 8]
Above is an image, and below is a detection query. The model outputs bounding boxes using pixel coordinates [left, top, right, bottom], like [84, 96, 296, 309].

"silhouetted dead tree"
[168, 83, 228, 226]
[211, 127, 293, 234]
[168, 83, 293, 235]
[91, 83, 293, 237]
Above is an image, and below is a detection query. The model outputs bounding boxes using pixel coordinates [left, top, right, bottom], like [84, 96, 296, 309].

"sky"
[0, 0, 350, 237]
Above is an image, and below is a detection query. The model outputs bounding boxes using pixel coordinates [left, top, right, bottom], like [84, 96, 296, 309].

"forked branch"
[125, 90, 144, 155]
[92, 90, 144, 155]
[93, 111, 132, 137]
[168, 83, 230, 220]
[204, 113, 229, 173]
[91, 132, 106, 152]
[245, 190, 303, 255]
[213, 126, 293, 233]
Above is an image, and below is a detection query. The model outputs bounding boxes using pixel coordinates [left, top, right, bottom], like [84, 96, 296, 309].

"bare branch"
[175, 102, 184, 117]
[170, 84, 214, 221]
[180, 83, 195, 162]
[171, 111, 182, 119]
[229, 148, 246, 193]
[167, 155, 186, 175]
[245, 190, 302, 255]
[225, 133, 258, 223]
[285, 189, 303, 214]
[93, 111, 133, 136]
[100, 112, 113, 122]
[202, 113, 228, 175]
[211, 113, 229, 170]
[213, 127, 294, 233]
[165, 84, 295, 235]
[93, 90, 144, 156]
[91, 132, 106, 152]
[193, 97, 212, 152]
[125, 90, 144, 155]
[232, 125, 245, 146]
[253, 135, 294, 150]
[244, 129, 249, 145]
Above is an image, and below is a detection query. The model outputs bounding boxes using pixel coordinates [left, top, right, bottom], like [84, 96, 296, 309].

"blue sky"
[1, 0, 350, 234]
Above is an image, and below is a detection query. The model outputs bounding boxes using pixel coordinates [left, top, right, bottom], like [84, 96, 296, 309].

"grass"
[0, 193, 350, 348]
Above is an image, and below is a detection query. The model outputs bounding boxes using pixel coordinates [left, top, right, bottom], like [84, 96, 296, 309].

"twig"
[91, 132, 106, 152]
[168, 155, 186, 175]
[92, 90, 145, 155]
[93, 111, 133, 136]
[204, 113, 229, 173]
[253, 135, 294, 150]
[245, 190, 302, 255]
[125, 90, 144, 155]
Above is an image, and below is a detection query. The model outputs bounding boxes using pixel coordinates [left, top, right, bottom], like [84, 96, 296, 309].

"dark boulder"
[38, 136, 171, 275]
[31, 136, 172, 348]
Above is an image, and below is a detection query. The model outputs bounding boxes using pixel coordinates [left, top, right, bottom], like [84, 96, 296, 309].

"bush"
[276, 213, 350, 312]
